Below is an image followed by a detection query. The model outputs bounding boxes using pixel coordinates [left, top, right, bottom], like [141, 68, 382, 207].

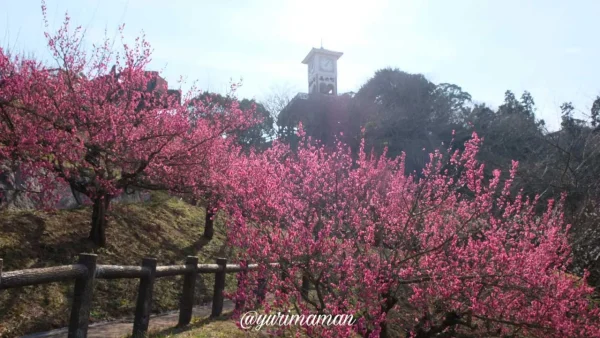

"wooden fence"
[0, 254, 274, 338]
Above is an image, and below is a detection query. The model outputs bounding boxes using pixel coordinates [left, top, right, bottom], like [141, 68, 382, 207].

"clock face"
[319, 57, 334, 72]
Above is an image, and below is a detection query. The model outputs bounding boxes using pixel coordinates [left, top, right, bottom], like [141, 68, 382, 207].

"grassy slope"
[0, 192, 236, 337]
[147, 313, 304, 338]
[147, 313, 262, 338]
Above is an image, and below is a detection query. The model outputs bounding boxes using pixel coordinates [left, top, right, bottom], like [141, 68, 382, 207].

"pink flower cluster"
[0, 5, 257, 209]
[223, 128, 600, 337]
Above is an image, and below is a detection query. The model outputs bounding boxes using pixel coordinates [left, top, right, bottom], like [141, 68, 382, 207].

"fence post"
[235, 260, 247, 312]
[210, 257, 227, 318]
[280, 268, 289, 293]
[256, 275, 267, 304]
[68, 253, 97, 338]
[178, 256, 198, 326]
[301, 274, 310, 299]
[132, 257, 157, 338]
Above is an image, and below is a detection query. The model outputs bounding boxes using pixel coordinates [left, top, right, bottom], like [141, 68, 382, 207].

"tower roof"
[301, 47, 343, 64]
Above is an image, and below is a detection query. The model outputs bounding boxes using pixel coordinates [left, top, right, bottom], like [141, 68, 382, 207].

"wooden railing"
[0, 254, 273, 338]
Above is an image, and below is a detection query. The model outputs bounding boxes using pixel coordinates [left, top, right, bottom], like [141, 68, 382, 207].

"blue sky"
[1, 0, 598, 130]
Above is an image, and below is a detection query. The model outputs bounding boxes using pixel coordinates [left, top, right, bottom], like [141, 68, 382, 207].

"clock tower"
[302, 47, 343, 95]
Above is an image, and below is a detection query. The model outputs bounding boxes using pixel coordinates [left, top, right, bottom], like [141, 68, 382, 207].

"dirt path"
[22, 300, 234, 338]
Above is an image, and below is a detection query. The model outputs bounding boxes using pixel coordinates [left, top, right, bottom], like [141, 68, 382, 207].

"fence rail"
[0, 254, 274, 338]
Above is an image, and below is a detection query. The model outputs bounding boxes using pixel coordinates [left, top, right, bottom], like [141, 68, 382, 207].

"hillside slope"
[0, 192, 233, 337]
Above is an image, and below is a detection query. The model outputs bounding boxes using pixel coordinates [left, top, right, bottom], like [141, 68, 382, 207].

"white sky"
[2, 0, 599, 130]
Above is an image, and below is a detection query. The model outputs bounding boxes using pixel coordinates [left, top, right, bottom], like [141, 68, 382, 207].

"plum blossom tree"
[0, 5, 256, 246]
[223, 128, 600, 337]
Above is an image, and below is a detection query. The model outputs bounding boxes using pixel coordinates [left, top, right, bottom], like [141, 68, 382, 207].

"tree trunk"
[378, 292, 397, 338]
[89, 195, 111, 247]
[203, 207, 215, 240]
[379, 321, 390, 338]
[68, 181, 85, 206]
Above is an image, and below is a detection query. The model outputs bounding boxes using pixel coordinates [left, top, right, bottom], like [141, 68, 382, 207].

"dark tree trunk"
[89, 195, 111, 247]
[411, 312, 462, 338]
[379, 321, 390, 338]
[69, 182, 83, 206]
[378, 292, 397, 338]
[203, 206, 215, 240]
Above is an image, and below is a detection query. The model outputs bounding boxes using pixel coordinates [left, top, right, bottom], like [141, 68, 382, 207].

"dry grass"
[146, 312, 308, 338]
[0, 192, 236, 337]
[146, 313, 263, 338]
